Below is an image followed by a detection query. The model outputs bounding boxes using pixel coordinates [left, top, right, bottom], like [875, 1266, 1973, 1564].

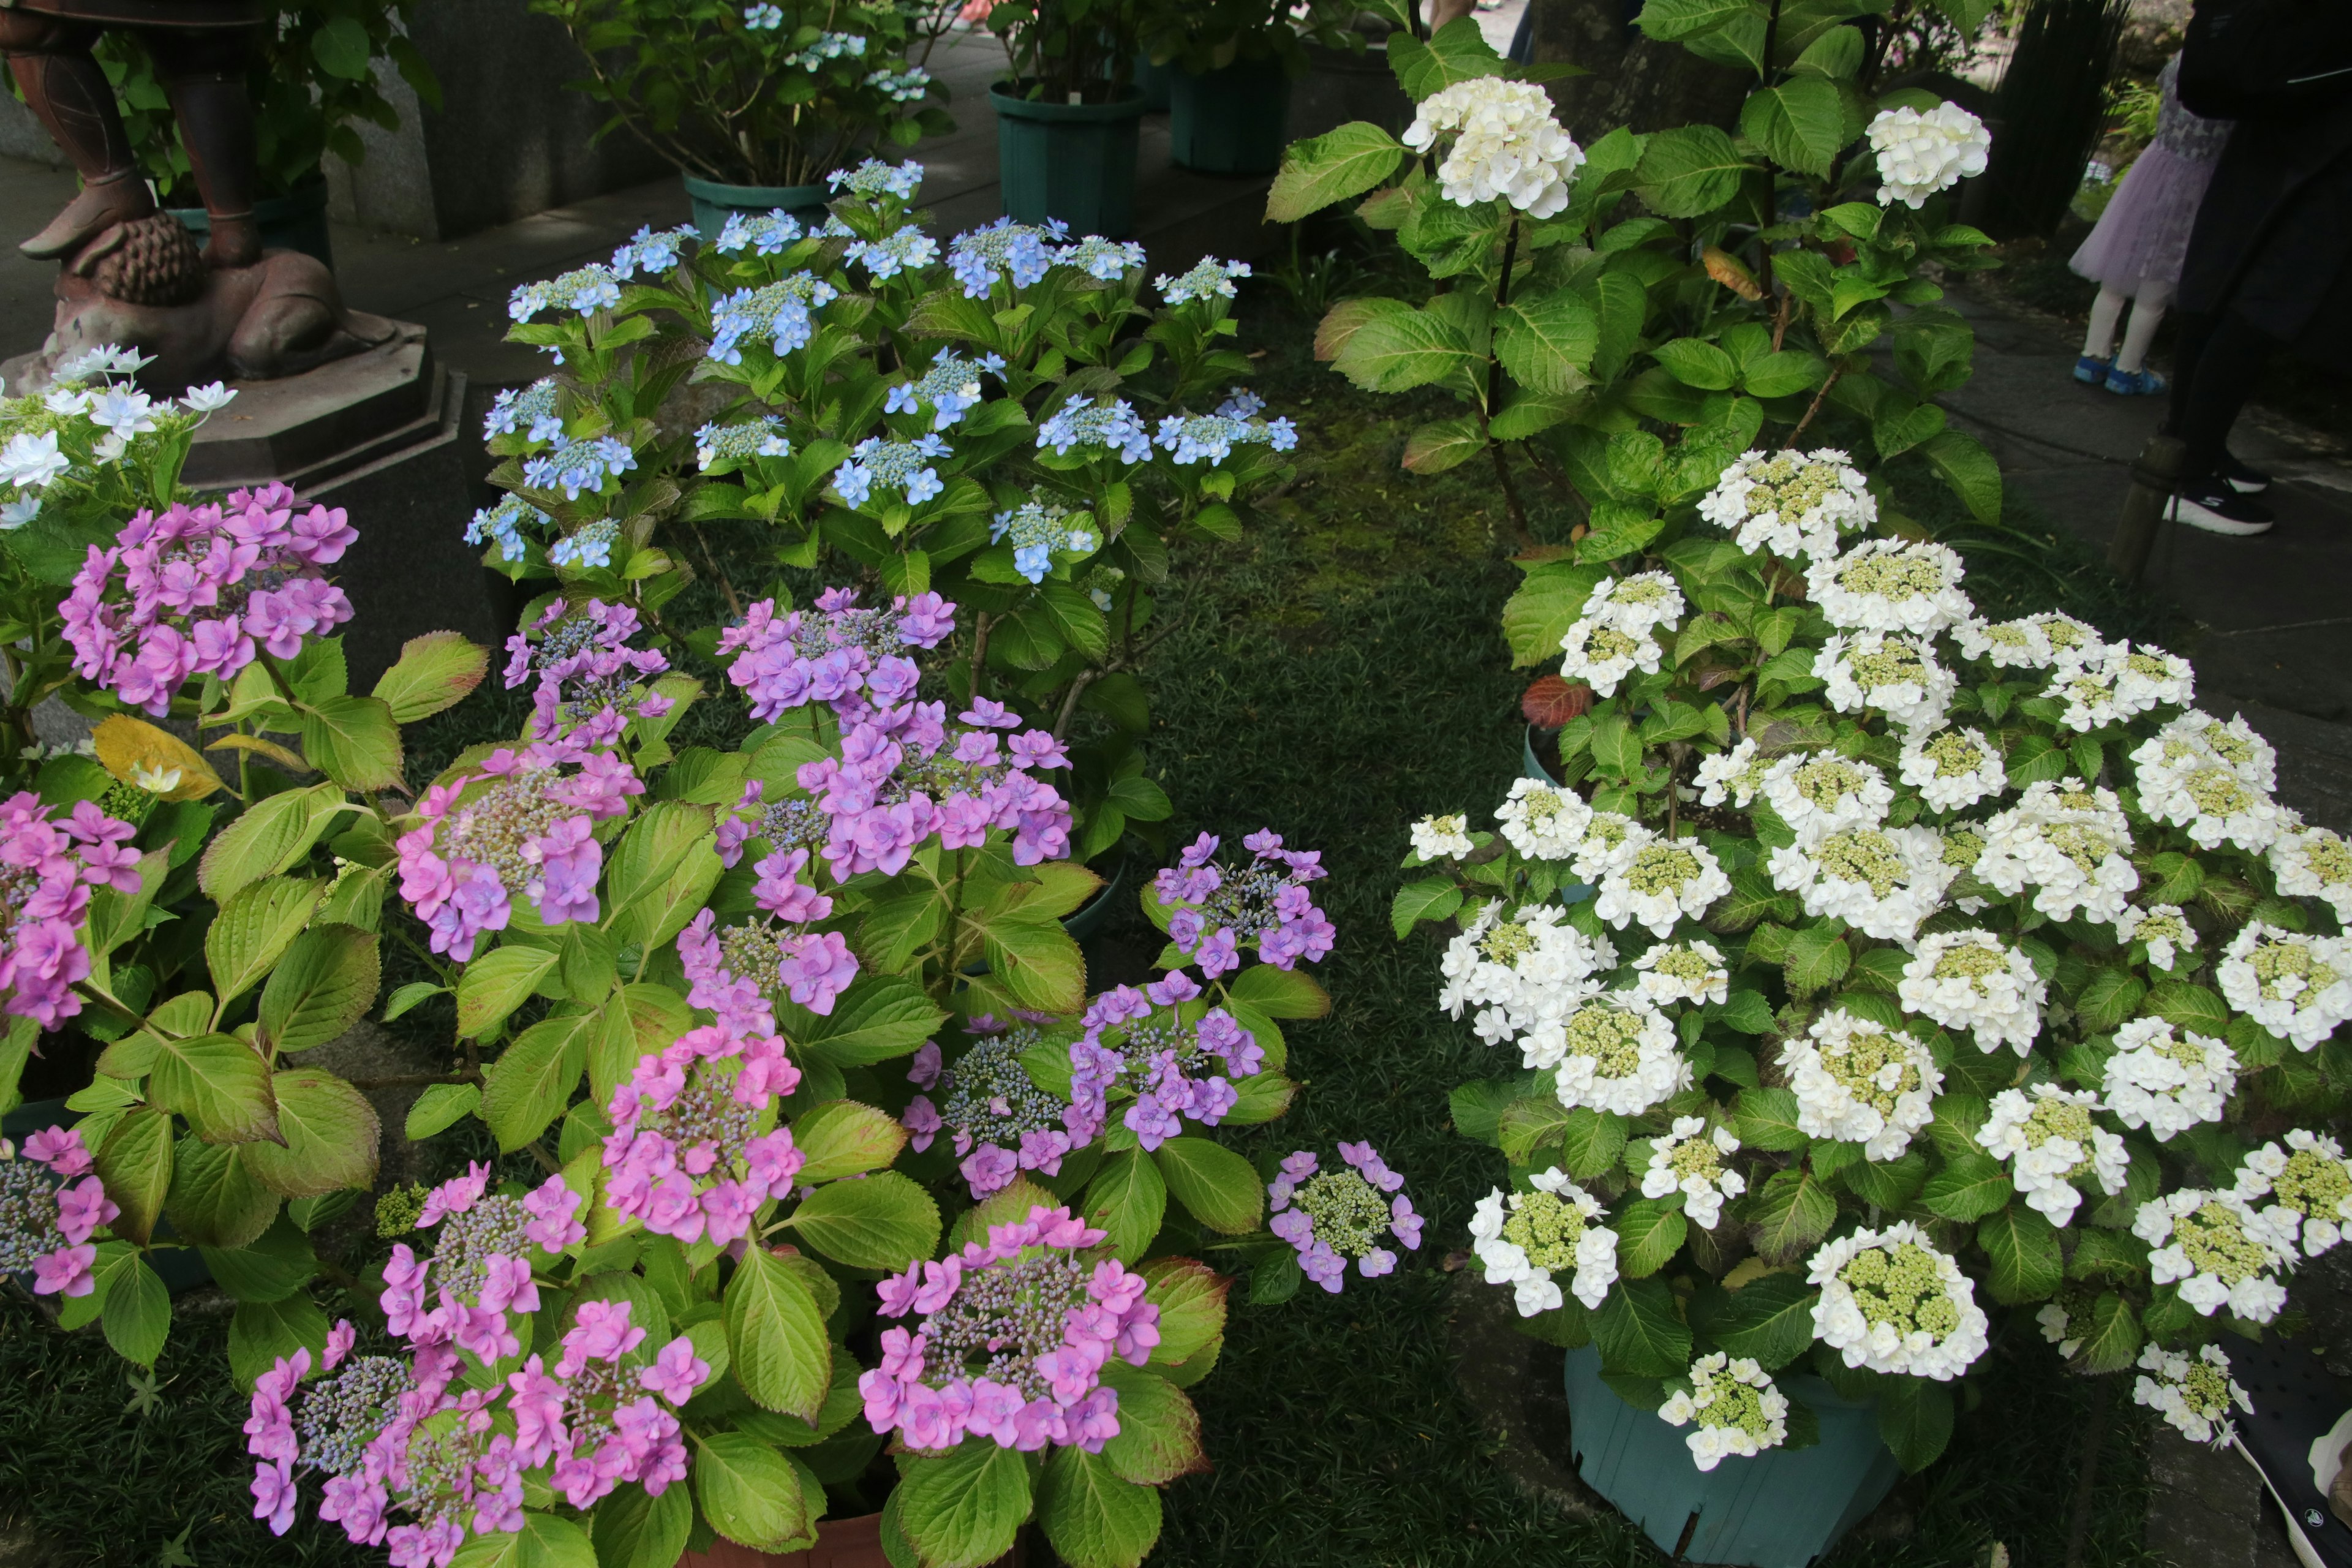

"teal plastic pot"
[1170, 57, 1295, 175]
[1562, 1344, 1901, 1568]
[681, 173, 831, 238]
[1062, 852, 1131, 944]
[992, 83, 1146, 238]
[1133, 50, 1174, 111]
[167, 175, 331, 268]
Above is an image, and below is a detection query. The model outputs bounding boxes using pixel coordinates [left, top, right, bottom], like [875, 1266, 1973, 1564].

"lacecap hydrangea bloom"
[693, 415, 790, 472]
[707, 273, 840, 363]
[2132, 1342, 2249, 1447]
[2234, 1129, 2352, 1258]
[378, 1163, 587, 1361]
[61, 483, 356, 715]
[2271, 822, 2352, 923]
[860, 1205, 1158, 1453]
[1697, 448, 1875, 562]
[905, 1016, 1077, 1199]
[792, 696, 1074, 876]
[1897, 726, 2007, 812]
[1558, 612, 1666, 698]
[717, 587, 956, 724]
[2048, 641, 2195, 734]
[1897, 929, 2046, 1054]
[2101, 1017, 2235, 1140]
[1494, 776, 1593, 861]
[1153, 829, 1333, 976]
[684, 825, 861, 1017]
[1547, 995, 1689, 1116]
[1403, 75, 1584, 218]
[989, 499, 1097, 583]
[1808, 538, 1970, 635]
[1067, 973, 1264, 1150]
[1036, 396, 1153, 464]
[890, 347, 1005, 431]
[1766, 822, 1951, 942]
[2216, 922, 2352, 1050]
[2115, 902, 2199, 971]
[1640, 1117, 1746, 1229]
[1155, 393, 1299, 466]
[0, 794, 141, 1028]
[2132, 1187, 2295, 1322]
[1157, 256, 1251, 306]
[0, 1126, 117, 1297]
[713, 208, 804, 257]
[1809, 1222, 1989, 1381]
[1629, 940, 1728, 1009]
[1976, 1084, 2128, 1226]
[1438, 902, 1615, 1059]
[946, 216, 1067, 296]
[1592, 832, 1732, 938]
[1469, 1167, 1617, 1313]
[1814, 630, 1956, 732]
[502, 597, 671, 749]
[1866, 103, 1991, 209]
[1780, 1009, 1942, 1160]
[484, 379, 565, 443]
[1694, 737, 1774, 810]
[1409, 813, 1476, 861]
[1268, 1142, 1422, 1292]
[1659, 1354, 1789, 1471]
[828, 157, 924, 200]
[1973, 780, 2139, 925]
[835, 433, 949, 507]
[1760, 754, 1892, 842]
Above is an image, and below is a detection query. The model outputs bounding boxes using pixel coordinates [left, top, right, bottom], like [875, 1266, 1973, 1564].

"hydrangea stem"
[1485, 214, 1531, 550]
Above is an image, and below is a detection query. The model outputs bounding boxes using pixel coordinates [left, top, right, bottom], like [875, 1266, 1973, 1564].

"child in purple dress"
[2070, 53, 2234, 396]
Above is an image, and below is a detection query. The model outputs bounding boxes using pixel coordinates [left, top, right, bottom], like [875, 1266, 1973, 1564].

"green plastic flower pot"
[1562, 1343, 1902, 1568]
[991, 83, 1146, 238]
[1169, 57, 1295, 175]
[1061, 851, 1131, 944]
[680, 175, 831, 239]
[1133, 50, 1174, 111]
[166, 174, 332, 269]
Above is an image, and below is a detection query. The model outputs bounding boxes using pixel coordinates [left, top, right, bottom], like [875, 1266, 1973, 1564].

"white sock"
[2114, 284, 2172, 374]
[2083, 287, 2126, 361]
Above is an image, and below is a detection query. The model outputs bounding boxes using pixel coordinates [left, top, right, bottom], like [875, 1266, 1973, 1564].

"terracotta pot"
[679, 1513, 1023, 1568]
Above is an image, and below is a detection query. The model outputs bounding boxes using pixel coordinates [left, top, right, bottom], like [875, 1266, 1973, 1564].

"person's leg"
[2082, 285, 2127, 360]
[148, 24, 260, 268]
[0, 14, 157, 260]
[2179, 309, 2280, 477]
[2114, 279, 2173, 374]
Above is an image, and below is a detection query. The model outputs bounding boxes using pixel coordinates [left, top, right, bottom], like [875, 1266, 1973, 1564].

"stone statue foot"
[200, 213, 262, 271]
[20, 172, 156, 262]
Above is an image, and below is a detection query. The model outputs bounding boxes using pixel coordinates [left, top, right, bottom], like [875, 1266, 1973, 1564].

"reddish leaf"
[1522, 677, 1594, 729]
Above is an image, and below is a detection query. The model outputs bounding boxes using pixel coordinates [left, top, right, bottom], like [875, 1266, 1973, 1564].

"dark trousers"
[2165, 307, 2284, 478]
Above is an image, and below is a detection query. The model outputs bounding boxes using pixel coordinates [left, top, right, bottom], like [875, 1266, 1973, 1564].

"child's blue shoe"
[2073, 354, 2110, 384]
[2105, 366, 2167, 396]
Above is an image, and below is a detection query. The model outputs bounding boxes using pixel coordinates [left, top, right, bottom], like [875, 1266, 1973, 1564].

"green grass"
[1, 281, 2177, 1568]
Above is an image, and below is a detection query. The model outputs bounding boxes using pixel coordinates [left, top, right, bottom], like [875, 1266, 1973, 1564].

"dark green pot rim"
[989, 81, 1148, 121]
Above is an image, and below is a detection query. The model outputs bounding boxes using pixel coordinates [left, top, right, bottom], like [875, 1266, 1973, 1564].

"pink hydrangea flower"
[718, 588, 956, 725]
[1156, 828, 1333, 978]
[1267, 1143, 1421, 1294]
[0, 794, 141, 1028]
[4, 1127, 116, 1294]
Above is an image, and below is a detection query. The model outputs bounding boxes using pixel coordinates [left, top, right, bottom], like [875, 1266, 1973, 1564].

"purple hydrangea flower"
[906, 1017, 1074, 1199]
[793, 701, 1073, 877]
[1155, 828, 1335, 977]
[503, 597, 671, 751]
[1066, 974, 1264, 1151]
[718, 588, 956, 723]
[1268, 1142, 1420, 1293]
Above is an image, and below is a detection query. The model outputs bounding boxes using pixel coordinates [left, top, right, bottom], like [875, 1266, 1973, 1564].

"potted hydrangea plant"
[527, 0, 952, 230]
[976, 0, 1152, 234]
[1138, 0, 1374, 175]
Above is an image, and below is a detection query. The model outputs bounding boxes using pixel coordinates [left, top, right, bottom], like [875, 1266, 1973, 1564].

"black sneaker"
[2220, 450, 2275, 494]
[2228, 1335, 2352, 1568]
[2171, 475, 2277, 536]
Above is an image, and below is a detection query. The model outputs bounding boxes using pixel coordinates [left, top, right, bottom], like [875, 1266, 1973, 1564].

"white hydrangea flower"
[2025, 611, 2106, 667]
[1973, 780, 2139, 925]
[1411, 812, 1476, 861]
[1935, 825, 1991, 914]
[2048, 640, 2192, 733]
[2101, 1017, 2236, 1141]
[1951, 616, 2052, 670]
[1469, 1169, 1618, 1313]
[1640, 1117, 1746, 1229]
[2133, 1343, 2250, 1448]
[1494, 777, 1594, 862]
[1403, 77, 1585, 218]
[2109, 640, 2195, 712]
[1977, 1085, 2128, 1226]
[1766, 823, 1953, 941]
[1439, 902, 1616, 1063]
[1897, 726, 2007, 812]
[1583, 571, 1685, 639]
[1696, 448, 1875, 562]
[1781, 1009, 1943, 1159]
[2132, 1188, 2295, 1322]
[2217, 922, 2352, 1052]
[1815, 630, 1956, 732]
[1867, 103, 1991, 208]
[1760, 754, 1892, 843]
[1570, 810, 1649, 885]
[1548, 995, 1689, 1115]
[1806, 539, 1970, 636]
[1593, 834, 1732, 938]
[1898, 929, 2046, 1054]
[2235, 1129, 2352, 1257]
[1630, 940, 1729, 1008]
[2133, 744, 2288, 853]
[2271, 824, 2352, 922]
[2152, 709, 2277, 793]
[1809, 1222, 1989, 1380]
[1694, 737, 1773, 809]
[1559, 614, 1664, 698]
[2036, 1296, 2087, 1359]
[2114, 903, 2199, 973]
[1658, 1354, 1787, 1471]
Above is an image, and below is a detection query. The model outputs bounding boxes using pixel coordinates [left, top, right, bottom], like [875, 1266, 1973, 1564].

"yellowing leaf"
[91, 715, 224, 801]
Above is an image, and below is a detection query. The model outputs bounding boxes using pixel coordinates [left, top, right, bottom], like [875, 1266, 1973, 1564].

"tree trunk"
[1526, 0, 1752, 143]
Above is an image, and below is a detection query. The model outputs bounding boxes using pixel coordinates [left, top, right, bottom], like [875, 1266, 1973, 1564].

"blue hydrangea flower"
[990, 499, 1100, 584]
[466, 495, 549, 562]
[846, 225, 940, 281]
[1154, 410, 1298, 466]
[949, 217, 1068, 297]
[509, 263, 624, 321]
[551, 519, 620, 570]
[695, 417, 792, 472]
[523, 435, 636, 499]
[883, 347, 1004, 431]
[1036, 397, 1151, 464]
[707, 273, 840, 363]
[828, 159, 925, 198]
[483, 379, 564, 443]
[742, 2, 783, 26]
[1056, 236, 1147, 282]
[834, 434, 949, 508]
[1157, 256, 1252, 306]
[784, 31, 865, 69]
[609, 223, 696, 279]
[714, 209, 804, 257]
[1216, 386, 1265, 420]
[865, 67, 932, 102]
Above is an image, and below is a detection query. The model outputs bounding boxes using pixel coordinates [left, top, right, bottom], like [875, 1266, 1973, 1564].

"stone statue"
[0, 0, 390, 393]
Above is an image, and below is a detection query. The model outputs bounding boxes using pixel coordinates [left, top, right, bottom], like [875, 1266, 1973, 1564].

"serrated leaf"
[1700, 1272, 1820, 1370]
[1920, 1152, 2013, 1222]
[895, 1444, 1033, 1568]
[785, 1170, 940, 1270]
[206, 876, 327, 1008]
[241, 1069, 379, 1197]
[456, 944, 561, 1039]
[1615, 1197, 1688, 1276]
[405, 1082, 480, 1140]
[373, 630, 490, 723]
[481, 1012, 592, 1152]
[1977, 1204, 2062, 1303]
[258, 924, 379, 1052]
[1747, 1169, 1836, 1262]
[1039, 1442, 1164, 1568]
[1591, 1276, 1692, 1377]
[150, 1033, 278, 1145]
[726, 1245, 832, 1422]
[1153, 1137, 1264, 1235]
[1265, 122, 1408, 223]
